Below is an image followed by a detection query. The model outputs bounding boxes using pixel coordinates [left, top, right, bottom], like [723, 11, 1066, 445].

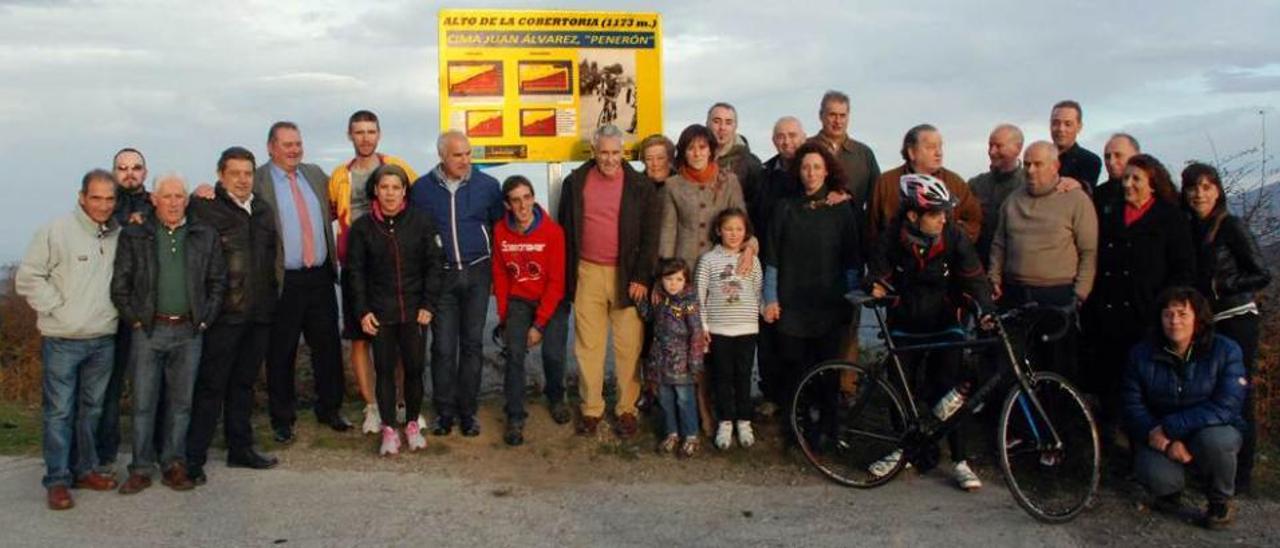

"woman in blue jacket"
[1121, 286, 1246, 529]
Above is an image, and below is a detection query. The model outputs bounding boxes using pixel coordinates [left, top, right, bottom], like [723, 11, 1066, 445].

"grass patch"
[594, 440, 642, 461]
[0, 401, 41, 455]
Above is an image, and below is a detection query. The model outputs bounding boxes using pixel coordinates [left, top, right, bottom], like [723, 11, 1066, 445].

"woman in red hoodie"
[492, 175, 569, 446]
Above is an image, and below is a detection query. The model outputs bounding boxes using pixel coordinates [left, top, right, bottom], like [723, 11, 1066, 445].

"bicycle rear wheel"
[790, 361, 908, 488]
[997, 372, 1100, 523]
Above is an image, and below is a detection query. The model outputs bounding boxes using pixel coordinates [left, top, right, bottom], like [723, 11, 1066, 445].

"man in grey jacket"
[16, 169, 122, 510]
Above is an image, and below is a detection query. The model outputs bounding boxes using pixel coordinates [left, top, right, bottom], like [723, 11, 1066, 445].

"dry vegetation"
[0, 264, 41, 405]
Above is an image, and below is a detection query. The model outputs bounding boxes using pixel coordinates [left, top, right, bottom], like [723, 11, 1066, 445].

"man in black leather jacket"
[184, 147, 281, 484]
[111, 174, 226, 494]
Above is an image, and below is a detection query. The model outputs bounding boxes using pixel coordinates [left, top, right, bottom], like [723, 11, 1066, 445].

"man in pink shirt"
[556, 125, 661, 437]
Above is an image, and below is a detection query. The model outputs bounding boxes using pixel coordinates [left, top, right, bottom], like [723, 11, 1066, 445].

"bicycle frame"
[864, 302, 1067, 452]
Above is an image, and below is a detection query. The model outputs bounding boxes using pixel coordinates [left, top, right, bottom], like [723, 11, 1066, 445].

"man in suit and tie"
[254, 121, 350, 443]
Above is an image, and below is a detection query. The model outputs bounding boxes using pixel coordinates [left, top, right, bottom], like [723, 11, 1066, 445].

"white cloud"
[0, 0, 1278, 260]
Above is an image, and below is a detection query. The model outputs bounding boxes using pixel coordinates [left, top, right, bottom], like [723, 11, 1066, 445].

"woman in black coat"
[347, 164, 444, 456]
[761, 142, 861, 400]
[1181, 162, 1271, 492]
[1085, 154, 1195, 442]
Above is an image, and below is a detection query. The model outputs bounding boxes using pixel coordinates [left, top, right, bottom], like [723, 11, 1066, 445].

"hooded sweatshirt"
[491, 204, 566, 330]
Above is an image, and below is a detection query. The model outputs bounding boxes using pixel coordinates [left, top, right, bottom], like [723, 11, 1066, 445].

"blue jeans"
[431, 260, 492, 420]
[658, 384, 698, 438]
[1135, 425, 1242, 503]
[128, 323, 201, 475]
[502, 299, 569, 421]
[41, 335, 114, 488]
[97, 319, 131, 465]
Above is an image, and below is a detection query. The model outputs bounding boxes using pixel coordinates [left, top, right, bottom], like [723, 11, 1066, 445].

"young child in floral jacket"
[637, 258, 706, 457]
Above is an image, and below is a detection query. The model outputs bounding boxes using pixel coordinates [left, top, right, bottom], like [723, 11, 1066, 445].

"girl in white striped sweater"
[695, 208, 764, 450]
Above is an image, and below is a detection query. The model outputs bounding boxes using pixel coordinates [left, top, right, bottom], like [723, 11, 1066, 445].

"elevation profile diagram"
[448, 61, 503, 97]
[518, 61, 572, 95]
[520, 109, 557, 137]
[465, 110, 503, 137]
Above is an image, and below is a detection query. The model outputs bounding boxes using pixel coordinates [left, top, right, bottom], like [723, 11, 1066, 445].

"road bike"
[789, 294, 1100, 522]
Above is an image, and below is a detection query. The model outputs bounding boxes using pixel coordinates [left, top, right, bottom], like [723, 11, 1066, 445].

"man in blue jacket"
[410, 130, 504, 436]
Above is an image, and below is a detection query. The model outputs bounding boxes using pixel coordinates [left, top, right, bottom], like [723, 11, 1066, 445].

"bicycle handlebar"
[845, 291, 894, 308]
[848, 291, 1072, 343]
[996, 302, 1072, 343]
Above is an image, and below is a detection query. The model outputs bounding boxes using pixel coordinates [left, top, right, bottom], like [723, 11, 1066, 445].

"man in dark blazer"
[557, 124, 660, 438]
[252, 121, 349, 443]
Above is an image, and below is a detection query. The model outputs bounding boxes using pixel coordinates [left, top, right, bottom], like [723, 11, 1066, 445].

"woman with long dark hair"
[1180, 162, 1271, 493]
[761, 142, 861, 403]
[1085, 154, 1195, 448]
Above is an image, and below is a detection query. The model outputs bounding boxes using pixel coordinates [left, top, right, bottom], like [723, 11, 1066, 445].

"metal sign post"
[546, 162, 564, 218]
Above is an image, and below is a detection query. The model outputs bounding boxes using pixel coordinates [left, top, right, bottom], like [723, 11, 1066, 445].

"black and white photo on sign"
[578, 49, 638, 138]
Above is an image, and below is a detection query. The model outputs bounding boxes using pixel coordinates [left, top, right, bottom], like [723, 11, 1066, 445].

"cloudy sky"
[2, 0, 1277, 261]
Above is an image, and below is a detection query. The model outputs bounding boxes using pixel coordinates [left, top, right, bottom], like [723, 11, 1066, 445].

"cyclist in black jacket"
[864, 173, 994, 491]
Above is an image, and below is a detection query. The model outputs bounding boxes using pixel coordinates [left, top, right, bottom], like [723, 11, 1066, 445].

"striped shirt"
[695, 245, 763, 336]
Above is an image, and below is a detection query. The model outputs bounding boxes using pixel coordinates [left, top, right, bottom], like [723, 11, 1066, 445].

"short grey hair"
[820, 90, 850, 112]
[437, 129, 468, 155]
[152, 172, 188, 193]
[773, 116, 804, 134]
[1108, 132, 1141, 152]
[1024, 140, 1059, 158]
[592, 124, 624, 148]
[992, 123, 1024, 146]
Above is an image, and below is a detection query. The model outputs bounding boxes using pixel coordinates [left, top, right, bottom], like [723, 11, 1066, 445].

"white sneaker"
[405, 421, 427, 451]
[416, 414, 428, 430]
[868, 449, 903, 478]
[735, 420, 755, 448]
[714, 421, 734, 450]
[953, 460, 982, 491]
[362, 404, 382, 435]
[379, 426, 401, 456]
[396, 402, 407, 424]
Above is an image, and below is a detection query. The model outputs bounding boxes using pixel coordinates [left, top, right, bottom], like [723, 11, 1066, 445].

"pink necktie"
[287, 171, 316, 267]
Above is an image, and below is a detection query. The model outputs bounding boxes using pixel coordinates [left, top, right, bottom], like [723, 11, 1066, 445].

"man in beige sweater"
[989, 141, 1098, 380]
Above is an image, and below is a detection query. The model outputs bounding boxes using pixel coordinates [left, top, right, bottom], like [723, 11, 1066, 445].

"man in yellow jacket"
[328, 110, 418, 435]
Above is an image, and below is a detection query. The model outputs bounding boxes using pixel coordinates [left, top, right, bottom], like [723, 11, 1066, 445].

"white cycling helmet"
[899, 173, 957, 212]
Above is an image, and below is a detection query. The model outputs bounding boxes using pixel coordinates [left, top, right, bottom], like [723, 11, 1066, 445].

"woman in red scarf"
[346, 165, 445, 456]
[658, 124, 750, 269]
[1084, 154, 1195, 451]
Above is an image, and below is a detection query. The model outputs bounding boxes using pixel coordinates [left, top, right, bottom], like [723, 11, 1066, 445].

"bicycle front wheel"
[790, 360, 908, 488]
[997, 372, 1100, 523]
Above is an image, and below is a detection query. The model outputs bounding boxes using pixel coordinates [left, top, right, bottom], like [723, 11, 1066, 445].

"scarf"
[1124, 196, 1154, 227]
[679, 162, 719, 184]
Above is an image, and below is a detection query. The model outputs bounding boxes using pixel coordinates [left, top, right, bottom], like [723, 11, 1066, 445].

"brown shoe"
[74, 471, 118, 491]
[576, 415, 601, 436]
[615, 412, 638, 439]
[46, 485, 74, 510]
[162, 463, 195, 491]
[118, 473, 152, 495]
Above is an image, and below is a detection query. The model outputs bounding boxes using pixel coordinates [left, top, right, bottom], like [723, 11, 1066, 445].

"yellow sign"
[438, 9, 663, 163]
